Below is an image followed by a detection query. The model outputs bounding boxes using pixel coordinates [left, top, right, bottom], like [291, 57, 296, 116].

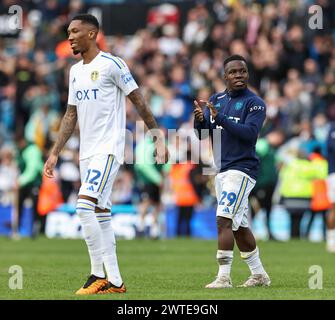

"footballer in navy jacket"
[194, 55, 270, 288]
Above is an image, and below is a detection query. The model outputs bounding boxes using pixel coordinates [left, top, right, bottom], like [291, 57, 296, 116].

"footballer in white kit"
[44, 14, 168, 295]
[68, 51, 138, 210]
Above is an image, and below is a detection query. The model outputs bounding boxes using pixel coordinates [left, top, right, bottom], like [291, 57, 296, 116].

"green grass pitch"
[0, 237, 334, 300]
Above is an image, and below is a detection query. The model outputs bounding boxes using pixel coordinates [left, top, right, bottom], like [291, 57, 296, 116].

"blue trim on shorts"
[232, 177, 246, 215]
[97, 155, 112, 193]
[233, 178, 249, 216]
[99, 156, 114, 194]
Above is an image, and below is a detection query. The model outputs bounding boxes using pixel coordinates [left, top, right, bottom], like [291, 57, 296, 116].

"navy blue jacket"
[327, 122, 335, 174]
[194, 88, 266, 180]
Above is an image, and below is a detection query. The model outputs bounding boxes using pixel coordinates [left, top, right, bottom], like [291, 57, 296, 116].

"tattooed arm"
[127, 88, 169, 163]
[44, 104, 77, 178]
[128, 88, 159, 131]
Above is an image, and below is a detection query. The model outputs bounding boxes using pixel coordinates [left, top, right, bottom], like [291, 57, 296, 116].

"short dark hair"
[224, 55, 247, 68]
[71, 14, 99, 29]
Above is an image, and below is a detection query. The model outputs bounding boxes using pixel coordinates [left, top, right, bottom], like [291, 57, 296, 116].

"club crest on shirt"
[91, 71, 99, 81]
[234, 102, 243, 110]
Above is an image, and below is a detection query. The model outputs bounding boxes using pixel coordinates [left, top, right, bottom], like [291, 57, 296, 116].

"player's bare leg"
[233, 226, 256, 252]
[217, 217, 234, 250]
[234, 227, 270, 287]
[205, 217, 234, 288]
[326, 204, 335, 252]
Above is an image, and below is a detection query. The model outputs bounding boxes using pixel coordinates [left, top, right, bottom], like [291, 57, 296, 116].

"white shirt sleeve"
[109, 56, 139, 96]
[67, 67, 77, 106]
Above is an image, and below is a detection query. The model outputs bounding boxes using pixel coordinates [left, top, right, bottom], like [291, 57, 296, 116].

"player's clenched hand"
[193, 100, 204, 122]
[154, 142, 169, 164]
[206, 101, 218, 119]
[43, 154, 58, 178]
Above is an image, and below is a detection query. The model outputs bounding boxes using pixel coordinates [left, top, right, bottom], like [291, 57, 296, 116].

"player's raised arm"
[43, 104, 77, 178]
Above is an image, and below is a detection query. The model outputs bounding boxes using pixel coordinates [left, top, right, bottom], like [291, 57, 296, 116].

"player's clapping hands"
[193, 100, 218, 122]
[206, 101, 218, 119]
[193, 100, 205, 122]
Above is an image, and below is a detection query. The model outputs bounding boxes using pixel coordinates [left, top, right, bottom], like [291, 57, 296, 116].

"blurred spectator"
[14, 55, 36, 128]
[0, 144, 19, 238]
[23, 84, 61, 152]
[0, 83, 15, 143]
[58, 135, 80, 205]
[158, 24, 183, 57]
[170, 161, 198, 237]
[250, 130, 284, 240]
[302, 58, 322, 96]
[169, 143, 199, 237]
[261, 88, 283, 135]
[183, 3, 212, 51]
[326, 122, 335, 252]
[16, 134, 43, 238]
[281, 77, 312, 138]
[147, 3, 180, 28]
[284, 25, 308, 73]
[279, 147, 325, 239]
[37, 171, 63, 228]
[305, 148, 330, 240]
[134, 136, 170, 239]
[112, 166, 134, 205]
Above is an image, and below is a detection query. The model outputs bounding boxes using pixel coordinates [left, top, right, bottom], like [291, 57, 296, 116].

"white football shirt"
[68, 51, 138, 163]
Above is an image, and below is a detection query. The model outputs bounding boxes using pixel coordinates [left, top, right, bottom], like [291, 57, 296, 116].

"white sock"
[217, 250, 233, 277]
[150, 222, 160, 238]
[137, 216, 145, 232]
[240, 247, 266, 275]
[97, 213, 123, 287]
[76, 199, 105, 278]
[326, 229, 335, 246]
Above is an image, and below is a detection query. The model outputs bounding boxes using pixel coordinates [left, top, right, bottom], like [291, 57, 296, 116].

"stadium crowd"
[0, 0, 335, 239]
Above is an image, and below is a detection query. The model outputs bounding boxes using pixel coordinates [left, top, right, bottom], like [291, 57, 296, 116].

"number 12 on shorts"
[219, 191, 237, 206]
[85, 169, 101, 185]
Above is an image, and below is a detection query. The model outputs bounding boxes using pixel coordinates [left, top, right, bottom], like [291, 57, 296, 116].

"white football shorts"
[215, 169, 256, 231]
[79, 154, 120, 210]
[327, 173, 335, 203]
